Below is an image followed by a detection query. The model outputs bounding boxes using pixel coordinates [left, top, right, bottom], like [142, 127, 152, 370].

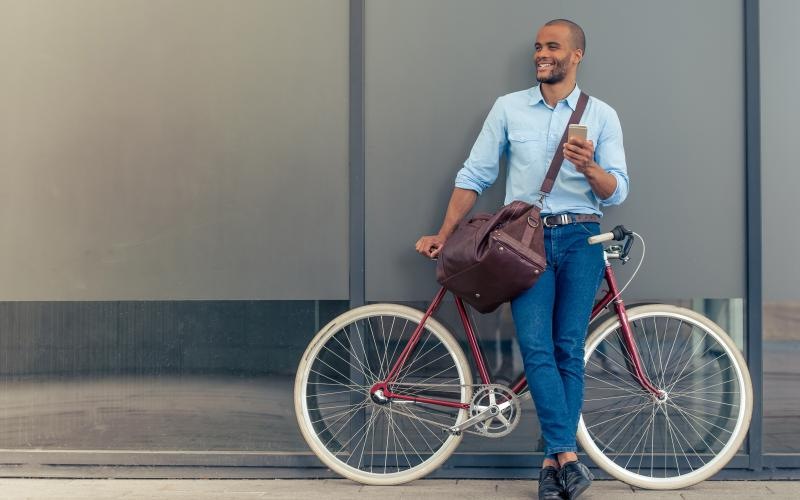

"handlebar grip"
[588, 232, 615, 245]
[587, 225, 634, 245]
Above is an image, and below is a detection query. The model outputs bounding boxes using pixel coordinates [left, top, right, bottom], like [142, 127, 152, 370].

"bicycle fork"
[595, 260, 665, 400]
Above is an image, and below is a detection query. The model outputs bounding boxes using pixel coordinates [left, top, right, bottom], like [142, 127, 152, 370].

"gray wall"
[761, 0, 800, 302]
[0, 0, 349, 300]
[365, 0, 746, 302]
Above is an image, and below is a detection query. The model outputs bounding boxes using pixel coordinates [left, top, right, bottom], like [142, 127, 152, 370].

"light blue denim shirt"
[454, 85, 629, 216]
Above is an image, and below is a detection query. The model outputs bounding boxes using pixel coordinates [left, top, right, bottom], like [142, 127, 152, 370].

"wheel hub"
[370, 388, 390, 405]
[652, 390, 669, 404]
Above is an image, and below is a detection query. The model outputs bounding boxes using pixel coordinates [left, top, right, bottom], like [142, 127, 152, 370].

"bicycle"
[294, 225, 753, 489]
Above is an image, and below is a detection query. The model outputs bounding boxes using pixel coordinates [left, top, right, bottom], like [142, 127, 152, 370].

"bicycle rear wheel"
[577, 304, 752, 489]
[294, 303, 472, 485]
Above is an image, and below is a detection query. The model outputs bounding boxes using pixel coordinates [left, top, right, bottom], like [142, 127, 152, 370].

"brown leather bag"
[436, 92, 589, 313]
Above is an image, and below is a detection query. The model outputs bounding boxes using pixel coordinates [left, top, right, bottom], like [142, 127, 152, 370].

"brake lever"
[621, 233, 635, 263]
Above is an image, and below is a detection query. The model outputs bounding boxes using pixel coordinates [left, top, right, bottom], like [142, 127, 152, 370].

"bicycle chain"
[382, 383, 528, 438]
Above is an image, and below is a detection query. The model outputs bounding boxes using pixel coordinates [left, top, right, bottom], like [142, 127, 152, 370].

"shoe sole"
[568, 481, 591, 500]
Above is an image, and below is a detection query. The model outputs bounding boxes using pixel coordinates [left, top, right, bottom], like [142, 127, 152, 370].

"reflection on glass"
[764, 301, 800, 452]
[0, 298, 744, 456]
[0, 300, 348, 451]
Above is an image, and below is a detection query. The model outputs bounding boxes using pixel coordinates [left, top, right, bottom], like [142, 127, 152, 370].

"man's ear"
[572, 49, 584, 65]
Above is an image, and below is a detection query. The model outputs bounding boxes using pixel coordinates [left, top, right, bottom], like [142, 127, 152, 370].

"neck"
[540, 79, 577, 107]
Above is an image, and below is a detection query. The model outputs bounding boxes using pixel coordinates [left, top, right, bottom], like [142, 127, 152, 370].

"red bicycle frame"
[369, 259, 663, 410]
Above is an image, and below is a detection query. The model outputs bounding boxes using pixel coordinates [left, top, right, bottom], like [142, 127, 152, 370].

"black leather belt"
[542, 213, 601, 228]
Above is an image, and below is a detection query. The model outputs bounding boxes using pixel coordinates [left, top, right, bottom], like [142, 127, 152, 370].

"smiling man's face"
[534, 24, 582, 85]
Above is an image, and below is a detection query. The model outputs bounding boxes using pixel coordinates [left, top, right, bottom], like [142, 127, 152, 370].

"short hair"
[544, 19, 586, 54]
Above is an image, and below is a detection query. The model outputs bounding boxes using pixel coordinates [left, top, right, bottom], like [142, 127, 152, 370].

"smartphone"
[568, 124, 588, 141]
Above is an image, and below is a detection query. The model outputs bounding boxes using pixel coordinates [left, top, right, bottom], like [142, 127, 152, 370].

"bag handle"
[538, 91, 590, 195]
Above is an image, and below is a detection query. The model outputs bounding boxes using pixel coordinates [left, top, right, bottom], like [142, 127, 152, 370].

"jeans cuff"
[546, 446, 577, 456]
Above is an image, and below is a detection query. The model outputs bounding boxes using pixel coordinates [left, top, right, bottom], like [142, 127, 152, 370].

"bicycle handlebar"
[588, 225, 633, 245]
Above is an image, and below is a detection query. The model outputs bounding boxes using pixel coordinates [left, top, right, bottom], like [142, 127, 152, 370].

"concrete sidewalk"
[0, 479, 797, 500]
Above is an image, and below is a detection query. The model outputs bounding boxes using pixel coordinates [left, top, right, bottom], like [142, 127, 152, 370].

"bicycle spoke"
[586, 400, 652, 431]
[338, 326, 379, 383]
[670, 364, 734, 394]
[585, 372, 645, 397]
[394, 405, 442, 453]
[594, 400, 652, 451]
[308, 370, 368, 392]
[586, 344, 643, 385]
[320, 342, 376, 385]
[351, 408, 379, 469]
[655, 317, 667, 389]
[667, 351, 733, 393]
[671, 378, 738, 398]
[383, 318, 411, 382]
[635, 319, 661, 391]
[661, 319, 685, 382]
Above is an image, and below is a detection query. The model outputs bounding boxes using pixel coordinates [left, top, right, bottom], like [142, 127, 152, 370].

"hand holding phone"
[568, 124, 588, 142]
[564, 124, 594, 173]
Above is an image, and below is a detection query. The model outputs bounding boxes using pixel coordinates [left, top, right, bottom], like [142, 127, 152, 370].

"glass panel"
[763, 301, 800, 453]
[0, 300, 348, 451]
[761, 0, 800, 455]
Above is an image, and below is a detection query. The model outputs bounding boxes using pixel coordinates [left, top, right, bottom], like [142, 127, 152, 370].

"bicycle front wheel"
[294, 303, 472, 485]
[577, 304, 752, 489]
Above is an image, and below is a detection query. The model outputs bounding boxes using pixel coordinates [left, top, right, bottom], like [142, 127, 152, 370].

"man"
[415, 19, 629, 500]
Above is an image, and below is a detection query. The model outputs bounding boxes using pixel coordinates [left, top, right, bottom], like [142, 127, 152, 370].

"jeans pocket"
[578, 222, 601, 236]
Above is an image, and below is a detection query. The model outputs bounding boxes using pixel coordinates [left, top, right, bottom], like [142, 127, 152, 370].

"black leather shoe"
[538, 466, 564, 500]
[558, 460, 594, 499]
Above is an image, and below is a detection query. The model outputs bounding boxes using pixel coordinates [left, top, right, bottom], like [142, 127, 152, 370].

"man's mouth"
[537, 62, 553, 70]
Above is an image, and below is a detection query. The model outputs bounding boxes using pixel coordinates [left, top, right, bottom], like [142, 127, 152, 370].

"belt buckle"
[543, 214, 570, 228]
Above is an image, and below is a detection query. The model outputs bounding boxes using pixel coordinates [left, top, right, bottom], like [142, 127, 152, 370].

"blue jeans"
[511, 221, 605, 459]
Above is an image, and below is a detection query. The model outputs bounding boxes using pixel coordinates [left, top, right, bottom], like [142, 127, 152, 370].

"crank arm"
[447, 405, 499, 434]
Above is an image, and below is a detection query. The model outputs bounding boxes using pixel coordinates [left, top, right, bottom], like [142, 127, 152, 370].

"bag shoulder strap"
[538, 91, 590, 195]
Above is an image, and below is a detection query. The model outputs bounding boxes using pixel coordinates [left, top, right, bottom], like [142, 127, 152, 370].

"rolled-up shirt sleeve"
[454, 97, 508, 195]
[594, 109, 629, 206]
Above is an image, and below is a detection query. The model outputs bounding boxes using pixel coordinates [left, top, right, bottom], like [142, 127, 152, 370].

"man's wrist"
[583, 162, 602, 179]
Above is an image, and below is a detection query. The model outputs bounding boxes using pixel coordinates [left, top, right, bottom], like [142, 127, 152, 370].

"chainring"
[468, 384, 521, 438]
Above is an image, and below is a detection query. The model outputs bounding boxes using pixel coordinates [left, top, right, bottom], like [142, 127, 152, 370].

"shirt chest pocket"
[507, 129, 546, 166]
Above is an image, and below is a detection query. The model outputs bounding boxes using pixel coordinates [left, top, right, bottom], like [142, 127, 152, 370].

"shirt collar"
[528, 84, 582, 110]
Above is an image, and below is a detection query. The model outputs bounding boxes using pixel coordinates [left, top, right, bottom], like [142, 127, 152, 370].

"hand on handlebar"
[415, 234, 446, 259]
